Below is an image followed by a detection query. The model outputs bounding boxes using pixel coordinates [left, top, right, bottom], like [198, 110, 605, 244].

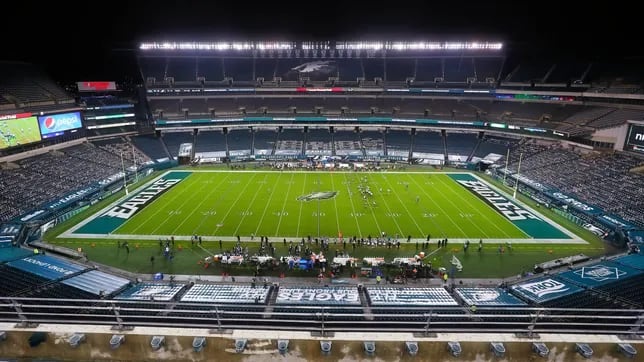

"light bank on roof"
[139, 40, 503, 53]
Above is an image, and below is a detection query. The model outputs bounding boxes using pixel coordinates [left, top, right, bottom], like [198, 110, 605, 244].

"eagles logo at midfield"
[297, 191, 338, 202]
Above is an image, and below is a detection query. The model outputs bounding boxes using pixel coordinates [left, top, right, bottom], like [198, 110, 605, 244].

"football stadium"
[0, 39, 643, 361]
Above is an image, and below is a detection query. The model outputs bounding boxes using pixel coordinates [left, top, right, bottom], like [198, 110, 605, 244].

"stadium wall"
[0, 138, 87, 163]
[591, 124, 629, 151]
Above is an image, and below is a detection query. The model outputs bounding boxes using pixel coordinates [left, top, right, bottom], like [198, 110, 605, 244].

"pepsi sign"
[38, 112, 83, 137]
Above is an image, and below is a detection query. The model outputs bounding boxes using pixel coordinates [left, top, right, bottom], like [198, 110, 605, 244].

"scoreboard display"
[624, 123, 644, 153]
[0, 113, 41, 150]
[77, 81, 116, 92]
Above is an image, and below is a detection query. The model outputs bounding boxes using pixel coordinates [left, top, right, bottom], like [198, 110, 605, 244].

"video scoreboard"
[0, 111, 84, 150]
[0, 113, 41, 150]
[624, 123, 644, 154]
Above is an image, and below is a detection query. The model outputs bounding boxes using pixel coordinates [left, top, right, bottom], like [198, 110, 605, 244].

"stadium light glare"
[139, 41, 294, 51]
[139, 41, 502, 51]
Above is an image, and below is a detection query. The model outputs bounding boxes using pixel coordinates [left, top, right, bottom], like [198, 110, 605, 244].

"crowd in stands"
[503, 141, 644, 228]
[0, 138, 153, 222]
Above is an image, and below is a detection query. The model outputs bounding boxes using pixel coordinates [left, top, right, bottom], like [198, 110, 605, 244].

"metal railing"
[0, 297, 642, 337]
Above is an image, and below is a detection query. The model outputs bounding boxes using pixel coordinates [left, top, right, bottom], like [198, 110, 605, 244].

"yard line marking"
[406, 174, 469, 236]
[148, 175, 215, 235]
[295, 173, 308, 238]
[274, 173, 296, 237]
[366, 173, 405, 237]
[378, 173, 425, 236]
[250, 173, 283, 236]
[359, 174, 383, 237]
[123, 174, 200, 234]
[211, 173, 259, 235]
[424, 174, 492, 238]
[433, 174, 523, 239]
[429, 175, 503, 238]
[329, 173, 342, 234]
[342, 173, 362, 237]
[169, 173, 232, 235]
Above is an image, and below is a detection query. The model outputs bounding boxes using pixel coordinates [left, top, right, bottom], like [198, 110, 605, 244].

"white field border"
[58, 170, 587, 244]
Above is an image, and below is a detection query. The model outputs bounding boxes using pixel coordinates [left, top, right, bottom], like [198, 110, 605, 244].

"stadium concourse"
[1, 41, 644, 360]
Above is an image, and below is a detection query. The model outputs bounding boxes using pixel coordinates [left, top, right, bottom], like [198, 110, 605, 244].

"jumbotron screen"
[625, 123, 644, 153]
[37, 111, 83, 139]
[0, 113, 42, 150]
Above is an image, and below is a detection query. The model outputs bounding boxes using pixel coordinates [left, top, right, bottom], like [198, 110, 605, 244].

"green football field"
[50, 169, 609, 278]
[0, 117, 41, 149]
[69, 170, 577, 241]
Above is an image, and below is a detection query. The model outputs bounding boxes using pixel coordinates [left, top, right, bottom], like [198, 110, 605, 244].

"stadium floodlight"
[139, 41, 294, 51]
[336, 41, 385, 50]
[140, 41, 502, 51]
[336, 41, 502, 51]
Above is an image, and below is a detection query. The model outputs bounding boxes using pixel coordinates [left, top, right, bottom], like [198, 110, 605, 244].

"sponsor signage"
[19, 209, 46, 222]
[455, 179, 541, 221]
[276, 287, 360, 305]
[625, 124, 644, 153]
[367, 287, 458, 306]
[455, 288, 526, 306]
[46, 186, 97, 210]
[510, 174, 551, 193]
[573, 265, 627, 282]
[597, 214, 636, 230]
[77, 81, 116, 92]
[38, 111, 83, 137]
[8, 255, 86, 280]
[548, 191, 601, 215]
[98, 172, 125, 186]
[558, 261, 641, 287]
[513, 278, 581, 303]
[0, 113, 32, 120]
[102, 177, 183, 219]
[0, 223, 21, 236]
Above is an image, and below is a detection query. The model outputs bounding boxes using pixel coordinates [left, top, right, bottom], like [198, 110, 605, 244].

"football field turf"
[67, 170, 576, 242]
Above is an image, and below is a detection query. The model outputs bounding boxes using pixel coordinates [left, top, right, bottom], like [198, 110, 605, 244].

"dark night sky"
[2, 0, 640, 83]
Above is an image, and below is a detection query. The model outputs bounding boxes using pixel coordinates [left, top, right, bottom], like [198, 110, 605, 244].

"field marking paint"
[366, 174, 405, 237]
[232, 173, 273, 237]
[427, 175, 495, 238]
[58, 170, 178, 237]
[211, 173, 258, 235]
[169, 173, 232, 235]
[405, 174, 469, 236]
[379, 173, 425, 236]
[433, 173, 522, 239]
[113, 172, 196, 234]
[295, 173, 308, 238]
[361, 175, 383, 236]
[471, 173, 581, 241]
[191, 176, 242, 234]
[251, 173, 284, 236]
[342, 173, 363, 237]
[59, 170, 584, 244]
[59, 232, 588, 244]
[329, 173, 342, 235]
[146, 175, 215, 235]
[274, 173, 296, 237]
